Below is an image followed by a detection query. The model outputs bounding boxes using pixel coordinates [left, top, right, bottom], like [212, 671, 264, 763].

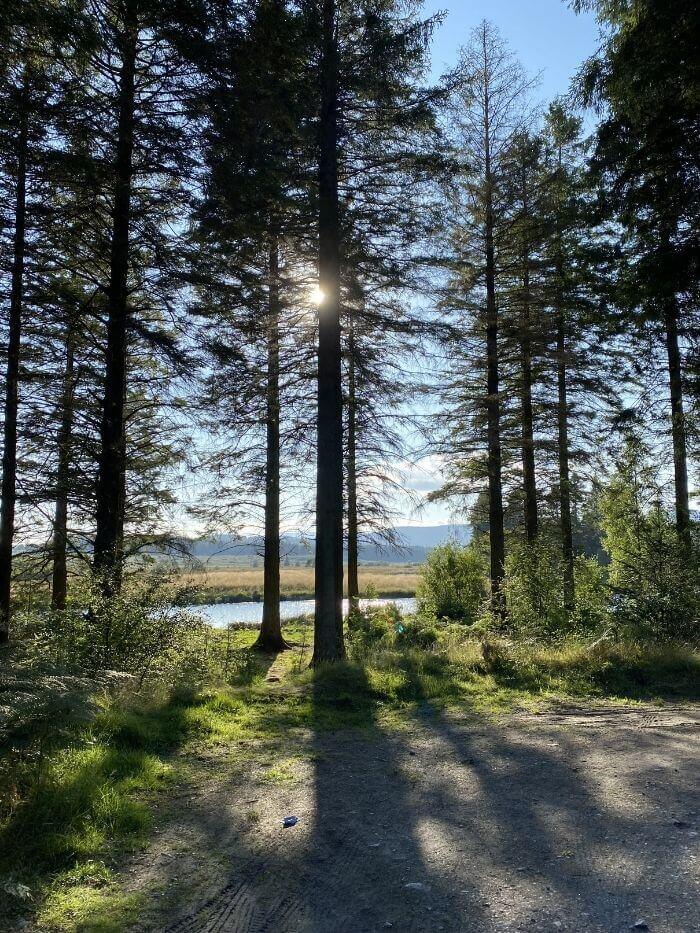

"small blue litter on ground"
[282, 815, 299, 827]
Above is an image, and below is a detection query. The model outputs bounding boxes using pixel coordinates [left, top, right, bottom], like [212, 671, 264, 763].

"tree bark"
[254, 237, 289, 652]
[346, 316, 359, 612]
[313, 0, 345, 664]
[556, 307, 575, 611]
[0, 76, 29, 644]
[663, 296, 690, 545]
[519, 165, 538, 543]
[93, 4, 137, 595]
[51, 312, 77, 612]
[481, 41, 506, 613]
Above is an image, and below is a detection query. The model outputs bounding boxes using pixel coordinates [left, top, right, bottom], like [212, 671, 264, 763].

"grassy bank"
[178, 564, 420, 604]
[1, 624, 698, 930]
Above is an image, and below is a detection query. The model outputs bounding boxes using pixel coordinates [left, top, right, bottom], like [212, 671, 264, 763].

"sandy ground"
[126, 703, 699, 933]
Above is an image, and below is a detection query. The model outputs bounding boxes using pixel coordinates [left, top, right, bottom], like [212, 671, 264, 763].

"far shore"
[174, 563, 420, 605]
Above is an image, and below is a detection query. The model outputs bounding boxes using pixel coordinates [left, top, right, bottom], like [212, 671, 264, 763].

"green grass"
[2, 623, 698, 930]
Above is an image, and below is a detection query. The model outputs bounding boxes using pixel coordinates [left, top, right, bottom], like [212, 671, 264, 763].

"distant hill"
[180, 524, 471, 565]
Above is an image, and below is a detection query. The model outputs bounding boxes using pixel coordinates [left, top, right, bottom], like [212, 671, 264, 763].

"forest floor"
[130, 700, 699, 933]
[2, 631, 699, 932]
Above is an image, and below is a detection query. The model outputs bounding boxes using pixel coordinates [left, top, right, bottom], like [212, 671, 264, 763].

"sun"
[310, 284, 325, 306]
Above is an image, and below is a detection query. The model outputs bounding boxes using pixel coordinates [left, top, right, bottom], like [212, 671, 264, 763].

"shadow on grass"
[159, 642, 699, 932]
[10, 636, 696, 931]
[479, 640, 700, 703]
[0, 644, 270, 930]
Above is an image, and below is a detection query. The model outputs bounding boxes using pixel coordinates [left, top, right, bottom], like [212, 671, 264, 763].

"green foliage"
[22, 572, 209, 682]
[394, 616, 440, 650]
[599, 449, 699, 640]
[416, 543, 486, 623]
[501, 541, 610, 638]
[571, 555, 610, 632]
[502, 540, 570, 637]
[347, 603, 396, 651]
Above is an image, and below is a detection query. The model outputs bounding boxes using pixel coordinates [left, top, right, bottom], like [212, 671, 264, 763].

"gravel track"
[128, 704, 699, 933]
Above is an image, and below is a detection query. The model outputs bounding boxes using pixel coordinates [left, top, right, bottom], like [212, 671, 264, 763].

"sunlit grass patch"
[0, 745, 172, 877]
[37, 883, 145, 933]
[260, 756, 301, 785]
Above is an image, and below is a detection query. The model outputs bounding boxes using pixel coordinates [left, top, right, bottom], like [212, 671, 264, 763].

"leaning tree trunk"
[0, 79, 29, 644]
[556, 306, 575, 611]
[519, 167, 538, 544]
[255, 237, 289, 652]
[346, 317, 359, 612]
[93, 5, 137, 596]
[482, 80, 506, 613]
[663, 296, 690, 546]
[313, 0, 345, 664]
[51, 312, 77, 611]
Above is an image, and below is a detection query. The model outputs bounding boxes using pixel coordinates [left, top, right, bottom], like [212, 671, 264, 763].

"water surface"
[188, 596, 417, 628]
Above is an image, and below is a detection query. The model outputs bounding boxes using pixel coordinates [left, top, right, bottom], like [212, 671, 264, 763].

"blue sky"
[423, 0, 601, 103]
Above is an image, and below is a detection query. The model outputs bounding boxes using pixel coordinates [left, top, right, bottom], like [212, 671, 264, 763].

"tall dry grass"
[179, 564, 420, 603]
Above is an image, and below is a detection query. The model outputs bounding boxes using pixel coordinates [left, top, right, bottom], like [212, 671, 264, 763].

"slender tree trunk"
[51, 313, 77, 612]
[554, 143, 574, 610]
[520, 291, 538, 543]
[556, 306, 574, 610]
[663, 296, 690, 545]
[0, 78, 29, 644]
[519, 176, 538, 544]
[313, 0, 345, 664]
[481, 54, 506, 612]
[93, 5, 137, 595]
[346, 316, 359, 612]
[255, 237, 289, 652]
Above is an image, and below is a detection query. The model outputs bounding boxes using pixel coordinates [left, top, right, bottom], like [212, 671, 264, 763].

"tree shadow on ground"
[153, 655, 698, 933]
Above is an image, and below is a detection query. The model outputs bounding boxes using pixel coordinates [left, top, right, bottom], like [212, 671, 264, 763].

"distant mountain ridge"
[183, 524, 471, 564]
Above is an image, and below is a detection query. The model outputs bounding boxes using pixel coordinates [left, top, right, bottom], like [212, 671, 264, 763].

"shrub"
[502, 540, 569, 637]
[23, 572, 209, 682]
[417, 542, 486, 624]
[599, 448, 700, 640]
[501, 542, 610, 639]
[347, 603, 399, 652]
[571, 555, 609, 633]
[395, 616, 440, 649]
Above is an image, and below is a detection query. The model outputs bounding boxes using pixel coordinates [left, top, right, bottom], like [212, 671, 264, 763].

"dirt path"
[127, 704, 699, 933]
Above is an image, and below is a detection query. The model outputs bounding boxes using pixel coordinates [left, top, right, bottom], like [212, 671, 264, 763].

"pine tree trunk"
[93, 5, 137, 595]
[519, 168, 538, 543]
[255, 237, 289, 652]
[482, 68, 506, 612]
[663, 296, 690, 545]
[313, 0, 345, 664]
[347, 318, 359, 612]
[520, 292, 538, 543]
[554, 145, 574, 610]
[51, 314, 76, 612]
[556, 308, 575, 610]
[0, 80, 28, 644]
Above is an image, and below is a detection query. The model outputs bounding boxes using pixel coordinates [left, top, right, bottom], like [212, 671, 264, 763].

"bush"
[395, 616, 440, 649]
[347, 603, 399, 654]
[417, 543, 486, 623]
[502, 541, 569, 637]
[502, 542, 610, 639]
[599, 448, 700, 640]
[21, 572, 209, 682]
[571, 555, 609, 633]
